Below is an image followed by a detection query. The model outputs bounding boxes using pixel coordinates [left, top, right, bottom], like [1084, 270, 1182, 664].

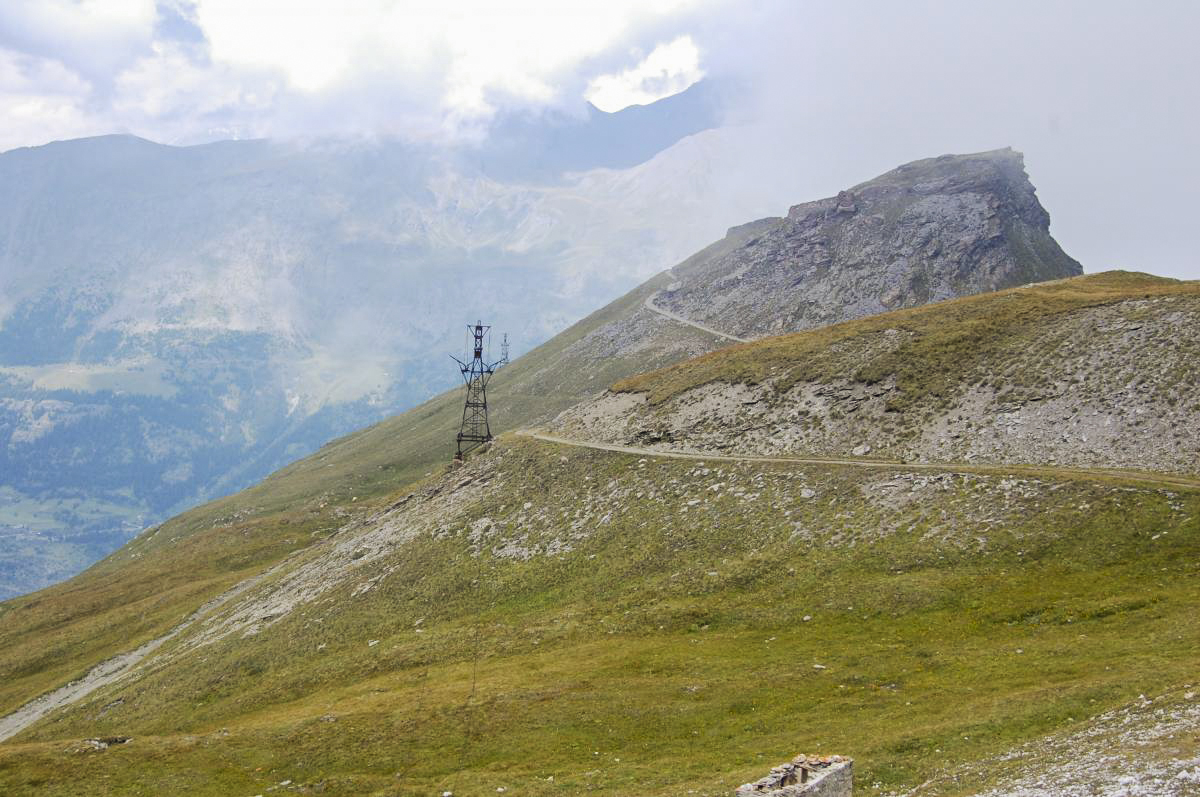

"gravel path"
[642, 291, 752, 343]
[0, 572, 268, 743]
[521, 431, 1200, 491]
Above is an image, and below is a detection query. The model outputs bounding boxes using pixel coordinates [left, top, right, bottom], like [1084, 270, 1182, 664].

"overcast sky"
[1, 0, 1197, 279]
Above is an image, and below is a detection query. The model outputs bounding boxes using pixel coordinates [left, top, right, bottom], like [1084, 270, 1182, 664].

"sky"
[0, 0, 710, 145]
[0, 0, 1197, 279]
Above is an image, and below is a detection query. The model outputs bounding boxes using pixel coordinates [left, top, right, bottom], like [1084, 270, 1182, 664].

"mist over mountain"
[0, 83, 760, 599]
[466, 79, 727, 181]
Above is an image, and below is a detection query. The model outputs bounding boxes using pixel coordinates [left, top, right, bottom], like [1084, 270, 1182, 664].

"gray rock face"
[657, 148, 1081, 339]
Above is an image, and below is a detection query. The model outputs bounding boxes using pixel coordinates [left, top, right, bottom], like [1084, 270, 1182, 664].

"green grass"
[1, 438, 1195, 796]
[2, 261, 1197, 795]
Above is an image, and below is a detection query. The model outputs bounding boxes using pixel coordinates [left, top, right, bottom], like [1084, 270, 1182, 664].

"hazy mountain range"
[0, 81, 768, 598]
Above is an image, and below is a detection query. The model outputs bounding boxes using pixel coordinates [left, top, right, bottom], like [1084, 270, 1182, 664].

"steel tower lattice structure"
[451, 321, 501, 459]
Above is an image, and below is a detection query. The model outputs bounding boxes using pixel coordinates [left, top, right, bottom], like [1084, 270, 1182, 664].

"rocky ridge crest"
[654, 148, 1081, 339]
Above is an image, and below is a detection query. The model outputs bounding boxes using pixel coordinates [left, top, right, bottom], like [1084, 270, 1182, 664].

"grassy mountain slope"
[0, 149, 1082, 724]
[551, 271, 1200, 476]
[0, 437, 1195, 795]
[0, 224, 754, 724]
[0, 273, 1196, 795]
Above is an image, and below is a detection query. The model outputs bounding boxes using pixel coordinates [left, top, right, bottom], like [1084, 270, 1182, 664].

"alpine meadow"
[1, 4, 1198, 797]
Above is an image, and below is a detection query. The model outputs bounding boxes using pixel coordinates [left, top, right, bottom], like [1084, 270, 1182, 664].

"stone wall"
[735, 755, 852, 797]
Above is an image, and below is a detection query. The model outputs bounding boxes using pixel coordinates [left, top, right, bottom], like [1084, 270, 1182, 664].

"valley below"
[0, 84, 760, 599]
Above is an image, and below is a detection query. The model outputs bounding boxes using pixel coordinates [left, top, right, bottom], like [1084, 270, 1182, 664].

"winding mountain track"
[642, 291, 753, 344]
[521, 431, 1200, 491]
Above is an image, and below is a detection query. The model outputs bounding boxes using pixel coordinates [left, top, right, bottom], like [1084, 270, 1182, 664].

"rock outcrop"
[736, 755, 853, 796]
[655, 148, 1081, 339]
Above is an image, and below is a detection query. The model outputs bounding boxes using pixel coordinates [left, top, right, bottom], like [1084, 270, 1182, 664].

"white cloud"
[0, 47, 99, 151]
[0, 0, 714, 150]
[0, 0, 157, 77]
[191, 0, 702, 114]
[111, 41, 278, 141]
[585, 35, 703, 112]
[194, 0, 368, 92]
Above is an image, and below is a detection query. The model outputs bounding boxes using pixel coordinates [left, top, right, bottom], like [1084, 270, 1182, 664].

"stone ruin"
[735, 754, 853, 797]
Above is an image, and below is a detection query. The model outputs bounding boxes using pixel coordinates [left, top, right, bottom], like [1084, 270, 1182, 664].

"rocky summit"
[654, 148, 1081, 339]
[534, 148, 1080, 406]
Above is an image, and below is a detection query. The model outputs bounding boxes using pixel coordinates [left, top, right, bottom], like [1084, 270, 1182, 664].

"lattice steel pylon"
[451, 321, 501, 459]
[499, 333, 510, 367]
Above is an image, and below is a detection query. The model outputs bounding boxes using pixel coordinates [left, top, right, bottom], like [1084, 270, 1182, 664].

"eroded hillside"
[552, 272, 1200, 477]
